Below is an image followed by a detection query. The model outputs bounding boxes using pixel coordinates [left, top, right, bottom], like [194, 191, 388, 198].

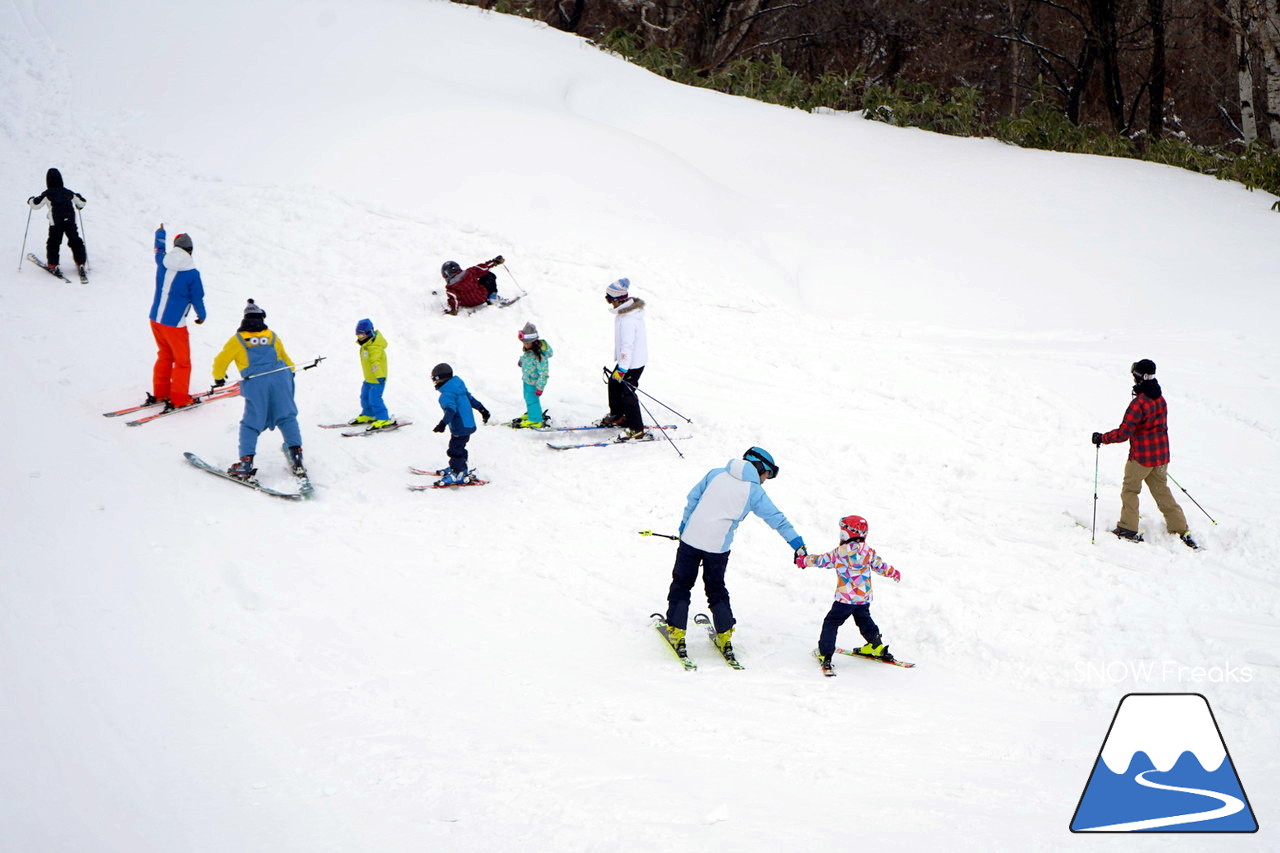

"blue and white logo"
[1071, 693, 1258, 832]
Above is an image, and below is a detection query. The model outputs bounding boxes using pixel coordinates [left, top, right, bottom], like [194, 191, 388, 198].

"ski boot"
[227, 455, 257, 481]
[369, 419, 397, 430]
[815, 650, 836, 676]
[348, 415, 375, 426]
[595, 413, 624, 427]
[856, 641, 895, 663]
[1179, 532, 1200, 550]
[1111, 526, 1144, 543]
[144, 392, 161, 407]
[162, 397, 201, 413]
[714, 627, 735, 656]
[434, 468, 467, 487]
[617, 428, 651, 442]
[287, 446, 306, 476]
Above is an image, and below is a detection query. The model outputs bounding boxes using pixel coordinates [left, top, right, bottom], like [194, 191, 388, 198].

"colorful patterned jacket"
[799, 540, 900, 605]
[1100, 381, 1170, 466]
[519, 341, 553, 391]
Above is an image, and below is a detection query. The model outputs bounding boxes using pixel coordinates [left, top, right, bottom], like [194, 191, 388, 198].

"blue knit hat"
[605, 278, 630, 299]
[356, 318, 374, 336]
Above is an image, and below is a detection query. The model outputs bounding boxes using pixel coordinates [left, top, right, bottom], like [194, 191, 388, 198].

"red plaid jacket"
[1101, 393, 1170, 466]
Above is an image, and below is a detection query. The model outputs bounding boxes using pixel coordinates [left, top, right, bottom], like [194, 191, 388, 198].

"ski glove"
[478, 408, 491, 424]
[534, 389, 543, 397]
[794, 554, 808, 569]
[488, 255, 504, 266]
[213, 377, 226, 388]
[433, 422, 447, 433]
[883, 567, 902, 583]
[610, 367, 625, 382]
[1091, 431, 1103, 446]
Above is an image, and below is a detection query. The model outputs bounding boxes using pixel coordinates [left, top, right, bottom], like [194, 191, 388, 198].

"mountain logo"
[1070, 693, 1258, 833]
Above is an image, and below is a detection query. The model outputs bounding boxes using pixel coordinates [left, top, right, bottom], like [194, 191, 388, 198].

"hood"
[725, 458, 760, 484]
[163, 247, 196, 272]
[612, 297, 645, 315]
[46, 168, 63, 190]
[1133, 378, 1162, 400]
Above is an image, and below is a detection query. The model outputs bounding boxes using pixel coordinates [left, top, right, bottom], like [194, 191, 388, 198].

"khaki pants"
[1119, 460, 1188, 534]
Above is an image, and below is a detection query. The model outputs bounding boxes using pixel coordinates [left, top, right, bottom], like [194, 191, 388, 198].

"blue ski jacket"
[151, 227, 206, 328]
[435, 375, 485, 435]
[678, 459, 804, 554]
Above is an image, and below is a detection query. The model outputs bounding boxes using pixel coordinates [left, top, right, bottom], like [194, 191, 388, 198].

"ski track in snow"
[1, 0, 1278, 850]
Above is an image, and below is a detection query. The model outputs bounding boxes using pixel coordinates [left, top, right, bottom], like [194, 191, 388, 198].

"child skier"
[27, 167, 88, 279]
[212, 300, 305, 480]
[431, 363, 490, 486]
[350, 318, 394, 430]
[441, 256, 504, 314]
[797, 515, 902, 675]
[511, 322, 553, 428]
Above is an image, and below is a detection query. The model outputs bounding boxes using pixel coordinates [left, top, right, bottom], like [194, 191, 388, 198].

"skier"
[599, 278, 649, 440]
[661, 447, 807, 659]
[1091, 359, 1197, 548]
[26, 167, 88, 279]
[441, 256, 504, 314]
[148, 225, 207, 411]
[798, 515, 902, 675]
[431, 363, 490, 485]
[211, 300, 305, 480]
[511, 322, 553, 428]
[349, 318, 394, 429]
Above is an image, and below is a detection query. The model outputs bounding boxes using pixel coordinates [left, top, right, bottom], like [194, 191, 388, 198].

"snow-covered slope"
[1, 0, 1277, 849]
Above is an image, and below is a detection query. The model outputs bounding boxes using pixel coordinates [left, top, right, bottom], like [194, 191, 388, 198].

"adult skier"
[431, 363, 490, 485]
[27, 167, 87, 279]
[660, 447, 807, 660]
[599, 278, 649, 440]
[212, 300, 305, 480]
[441, 256, 503, 314]
[350, 318, 394, 429]
[148, 225, 207, 411]
[1092, 359, 1197, 548]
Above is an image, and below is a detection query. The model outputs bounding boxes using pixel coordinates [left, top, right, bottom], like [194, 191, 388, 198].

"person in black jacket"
[27, 168, 87, 276]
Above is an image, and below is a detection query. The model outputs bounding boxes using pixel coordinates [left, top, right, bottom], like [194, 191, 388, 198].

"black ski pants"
[665, 541, 732, 633]
[447, 432, 472, 473]
[606, 366, 644, 430]
[817, 601, 881, 660]
[47, 219, 86, 267]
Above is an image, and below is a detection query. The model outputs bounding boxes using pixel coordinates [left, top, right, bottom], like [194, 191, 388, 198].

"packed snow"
[1, 0, 1277, 849]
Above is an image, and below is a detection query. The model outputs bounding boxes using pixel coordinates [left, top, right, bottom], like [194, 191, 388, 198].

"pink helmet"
[840, 515, 868, 541]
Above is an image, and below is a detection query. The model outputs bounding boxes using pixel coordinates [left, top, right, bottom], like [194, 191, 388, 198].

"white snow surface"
[2, 0, 1278, 850]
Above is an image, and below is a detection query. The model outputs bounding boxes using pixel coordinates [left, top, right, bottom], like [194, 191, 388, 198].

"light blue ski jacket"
[678, 459, 803, 554]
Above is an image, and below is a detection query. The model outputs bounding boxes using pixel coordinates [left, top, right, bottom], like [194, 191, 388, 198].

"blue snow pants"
[817, 602, 881, 660]
[239, 370, 302, 457]
[447, 432, 471, 473]
[360, 378, 389, 421]
[522, 382, 543, 424]
[665, 541, 732, 633]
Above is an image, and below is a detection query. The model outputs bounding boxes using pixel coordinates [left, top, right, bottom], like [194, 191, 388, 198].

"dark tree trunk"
[1147, 0, 1166, 138]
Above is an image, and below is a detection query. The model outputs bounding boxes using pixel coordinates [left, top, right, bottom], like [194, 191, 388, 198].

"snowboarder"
[599, 278, 649, 440]
[662, 447, 807, 659]
[1091, 359, 1196, 548]
[350, 318, 394, 429]
[441, 256, 504, 314]
[27, 167, 87, 279]
[511, 322, 553, 428]
[148, 225, 207, 411]
[212, 300, 305, 480]
[431, 363, 490, 485]
[798, 515, 902, 674]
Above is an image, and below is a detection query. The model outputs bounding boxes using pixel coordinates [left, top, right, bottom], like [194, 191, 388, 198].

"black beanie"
[1131, 359, 1156, 378]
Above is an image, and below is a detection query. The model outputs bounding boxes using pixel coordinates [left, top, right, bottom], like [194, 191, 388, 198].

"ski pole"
[498, 260, 527, 297]
[18, 207, 32, 272]
[1167, 473, 1217, 525]
[1091, 444, 1100, 545]
[612, 369, 684, 458]
[639, 530, 679, 540]
[77, 208, 87, 263]
[601, 366, 694, 424]
[240, 356, 326, 381]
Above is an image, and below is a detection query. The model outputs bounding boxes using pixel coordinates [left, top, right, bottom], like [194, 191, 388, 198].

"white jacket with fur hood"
[611, 297, 648, 372]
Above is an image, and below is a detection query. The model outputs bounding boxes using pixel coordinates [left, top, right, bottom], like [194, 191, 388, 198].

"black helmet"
[431, 363, 453, 387]
[441, 261, 462, 280]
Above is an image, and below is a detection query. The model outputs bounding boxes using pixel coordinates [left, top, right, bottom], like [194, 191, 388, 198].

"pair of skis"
[26, 252, 87, 284]
[651, 613, 743, 671]
[184, 444, 312, 501]
[317, 421, 413, 437]
[104, 385, 243, 426]
[542, 424, 682, 451]
[406, 466, 489, 490]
